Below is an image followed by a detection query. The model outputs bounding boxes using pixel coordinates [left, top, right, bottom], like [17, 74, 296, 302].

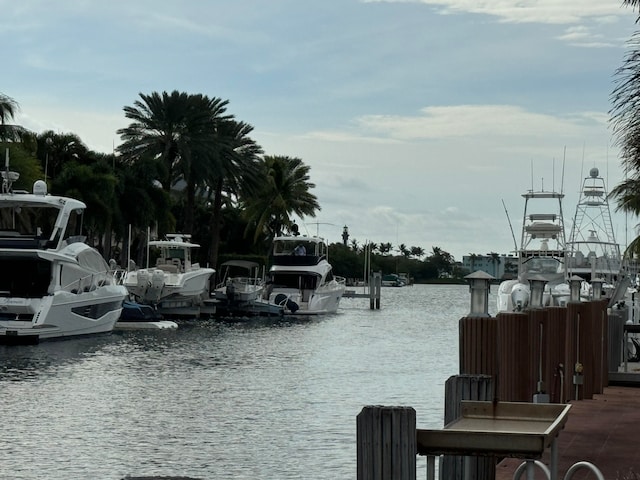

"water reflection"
[0, 335, 117, 382]
[0, 284, 481, 479]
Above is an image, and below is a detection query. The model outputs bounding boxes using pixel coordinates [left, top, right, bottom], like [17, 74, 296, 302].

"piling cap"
[464, 271, 495, 281]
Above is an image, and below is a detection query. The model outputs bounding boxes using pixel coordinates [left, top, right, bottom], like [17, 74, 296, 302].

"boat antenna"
[578, 145, 584, 193]
[530, 159, 534, 192]
[305, 222, 337, 237]
[502, 199, 518, 252]
[561, 147, 566, 195]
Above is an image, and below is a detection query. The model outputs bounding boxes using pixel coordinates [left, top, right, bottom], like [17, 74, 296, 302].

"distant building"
[462, 253, 518, 280]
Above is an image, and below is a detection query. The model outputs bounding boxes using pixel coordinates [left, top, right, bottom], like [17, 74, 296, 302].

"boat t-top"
[566, 167, 623, 297]
[497, 185, 569, 311]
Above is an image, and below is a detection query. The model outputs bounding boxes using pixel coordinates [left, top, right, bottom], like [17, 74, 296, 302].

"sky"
[3, 0, 640, 261]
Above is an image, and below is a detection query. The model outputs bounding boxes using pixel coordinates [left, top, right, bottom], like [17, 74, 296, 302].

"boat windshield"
[0, 204, 83, 248]
[521, 257, 562, 275]
[0, 205, 59, 237]
[273, 239, 323, 257]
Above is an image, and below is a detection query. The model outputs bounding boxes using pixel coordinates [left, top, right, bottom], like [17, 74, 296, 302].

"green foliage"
[329, 242, 461, 283]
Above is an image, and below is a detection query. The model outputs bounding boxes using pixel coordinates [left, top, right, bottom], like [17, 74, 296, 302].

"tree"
[379, 242, 393, 255]
[242, 155, 320, 245]
[37, 131, 88, 181]
[117, 91, 230, 203]
[488, 252, 501, 277]
[429, 246, 454, 277]
[468, 253, 479, 272]
[0, 94, 32, 144]
[205, 119, 263, 268]
[410, 246, 425, 258]
[52, 160, 118, 252]
[610, 1, 640, 258]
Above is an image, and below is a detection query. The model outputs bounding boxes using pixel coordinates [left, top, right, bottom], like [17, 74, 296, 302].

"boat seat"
[157, 264, 178, 273]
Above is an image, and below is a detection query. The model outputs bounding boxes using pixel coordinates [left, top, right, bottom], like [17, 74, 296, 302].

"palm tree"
[205, 119, 263, 268]
[117, 91, 230, 195]
[0, 94, 18, 125]
[0, 94, 32, 143]
[112, 154, 172, 265]
[468, 253, 479, 272]
[488, 252, 501, 277]
[379, 242, 393, 255]
[37, 131, 88, 181]
[242, 155, 320, 246]
[610, 1, 640, 256]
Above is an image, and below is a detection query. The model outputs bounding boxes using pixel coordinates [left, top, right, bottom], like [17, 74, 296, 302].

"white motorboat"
[0, 159, 128, 344]
[122, 234, 215, 316]
[264, 235, 346, 314]
[213, 260, 264, 304]
[497, 186, 569, 312]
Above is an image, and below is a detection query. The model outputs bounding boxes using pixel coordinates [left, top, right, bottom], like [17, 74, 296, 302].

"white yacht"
[122, 234, 214, 315]
[497, 186, 569, 312]
[0, 161, 128, 344]
[264, 235, 346, 314]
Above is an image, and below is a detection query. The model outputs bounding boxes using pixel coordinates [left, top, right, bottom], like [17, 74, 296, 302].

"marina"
[0, 284, 468, 479]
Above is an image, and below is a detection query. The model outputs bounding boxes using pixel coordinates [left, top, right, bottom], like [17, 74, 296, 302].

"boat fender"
[226, 283, 236, 302]
[273, 293, 299, 313]
[274, 293, 288, 306]
[286, 299, 299, 313]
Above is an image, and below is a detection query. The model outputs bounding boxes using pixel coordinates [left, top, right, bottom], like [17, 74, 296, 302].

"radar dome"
[589, 167, 599, 178]
[33, 180, 47, 196]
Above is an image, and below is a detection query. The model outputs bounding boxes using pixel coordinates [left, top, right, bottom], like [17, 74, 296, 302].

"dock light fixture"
[528, 275, 548, 308]
[569, 275, 584, 303]
[591, 278, 604, 300]
[465, 270, 494, 317]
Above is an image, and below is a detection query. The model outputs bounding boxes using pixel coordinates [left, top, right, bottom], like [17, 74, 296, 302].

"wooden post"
[369, 272, 382, 310]
[357, 406, 416, 480]
[441, 375, 495, 480]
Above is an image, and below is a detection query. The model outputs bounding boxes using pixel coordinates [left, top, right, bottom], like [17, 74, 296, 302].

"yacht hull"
[0, 286, 127, 343]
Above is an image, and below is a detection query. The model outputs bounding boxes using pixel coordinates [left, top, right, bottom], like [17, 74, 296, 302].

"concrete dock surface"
[495, 385, 640, 480]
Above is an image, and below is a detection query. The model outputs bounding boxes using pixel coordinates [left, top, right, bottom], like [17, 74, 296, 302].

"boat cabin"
[0, 181, 86, 251]
[271, 236, 328, 266]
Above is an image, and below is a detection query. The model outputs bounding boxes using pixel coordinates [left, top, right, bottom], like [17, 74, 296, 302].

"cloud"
[301, 105, 608, 142]
[363, 0, 629, 25]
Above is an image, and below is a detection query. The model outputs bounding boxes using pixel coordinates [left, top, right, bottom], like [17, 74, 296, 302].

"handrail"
[563, 461, 604, 480]
[512, 460, 550, 479]
[512, 460, 604, 480]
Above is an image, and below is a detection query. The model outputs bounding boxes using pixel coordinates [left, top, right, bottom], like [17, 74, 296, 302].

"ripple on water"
[0, 284, 484, 479]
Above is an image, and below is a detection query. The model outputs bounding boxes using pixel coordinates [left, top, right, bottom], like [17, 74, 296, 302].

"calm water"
[0, 284, 496, 480]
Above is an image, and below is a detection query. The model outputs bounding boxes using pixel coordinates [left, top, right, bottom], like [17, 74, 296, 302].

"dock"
[343, 272, 382, 309]
[356, 273, 640, 480]
[495, 385, 640, 479]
